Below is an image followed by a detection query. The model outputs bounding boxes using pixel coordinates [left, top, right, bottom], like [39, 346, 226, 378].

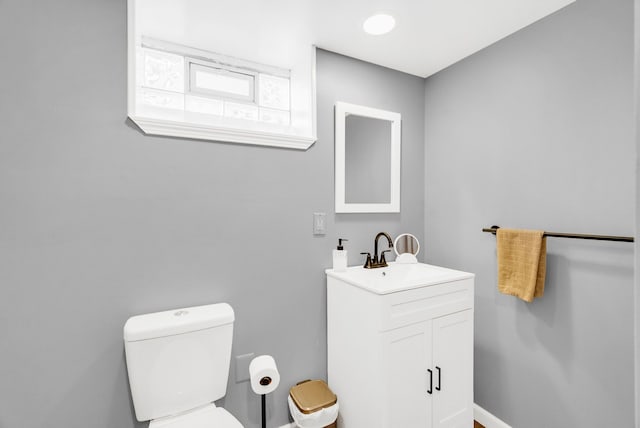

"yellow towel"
[496, 228, 547, 302]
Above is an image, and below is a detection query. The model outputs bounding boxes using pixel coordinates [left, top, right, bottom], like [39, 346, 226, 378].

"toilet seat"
[150, 404, 243, 428]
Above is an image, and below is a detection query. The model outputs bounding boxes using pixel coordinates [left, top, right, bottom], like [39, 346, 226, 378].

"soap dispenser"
[333, 239, 348, 272]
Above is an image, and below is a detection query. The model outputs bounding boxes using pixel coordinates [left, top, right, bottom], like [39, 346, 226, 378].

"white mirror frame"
[335, 102, 401, 213]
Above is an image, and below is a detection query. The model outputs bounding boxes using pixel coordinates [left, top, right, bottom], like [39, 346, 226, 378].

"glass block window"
[185, 95, 224, 116]
[259, 107, 290, 126]
[139, 87, 184, 110]
[137, 41, 291, 127]
[258, 74, 290, 110]
[142, 49, 184, 93]
[224, 101, 259, 121]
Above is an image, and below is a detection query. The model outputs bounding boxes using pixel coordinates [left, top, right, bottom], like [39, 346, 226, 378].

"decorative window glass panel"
[190, 63, 255, 101]
[259, 108, 290, 126]
[139, 88, 185, 110]
[185, 95, 224, 116]
[143, 49, 184, 93]
[258, 74, 290, 110]
[224, 101, 259, 121]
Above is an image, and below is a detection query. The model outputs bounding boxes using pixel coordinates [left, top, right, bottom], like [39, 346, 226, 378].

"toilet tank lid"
[124, 303, 234, 342]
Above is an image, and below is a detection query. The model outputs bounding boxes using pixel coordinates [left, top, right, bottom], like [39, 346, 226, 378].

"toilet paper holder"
[250, 355, 280, 428]
[260, 376, 272, 386]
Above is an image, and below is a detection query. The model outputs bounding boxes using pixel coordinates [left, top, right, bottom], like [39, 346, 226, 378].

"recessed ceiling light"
[363, 14, 396, 36]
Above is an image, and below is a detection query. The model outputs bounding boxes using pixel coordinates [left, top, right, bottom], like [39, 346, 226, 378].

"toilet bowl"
[124, 303, 243, 427]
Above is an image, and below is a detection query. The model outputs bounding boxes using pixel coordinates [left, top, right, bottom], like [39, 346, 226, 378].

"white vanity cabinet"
[326, 263, 474, 428]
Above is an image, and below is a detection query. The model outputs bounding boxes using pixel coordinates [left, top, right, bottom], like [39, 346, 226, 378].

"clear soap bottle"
[333, 238, 348, 272]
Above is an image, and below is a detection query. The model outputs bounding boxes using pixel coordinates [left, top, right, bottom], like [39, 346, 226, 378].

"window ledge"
[130, 115, 316, 150]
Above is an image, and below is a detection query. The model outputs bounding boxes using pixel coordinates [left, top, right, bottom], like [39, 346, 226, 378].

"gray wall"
[634, 0, 640, 422]
[424, 0, 635, 427]
[0, 0, 425, 426]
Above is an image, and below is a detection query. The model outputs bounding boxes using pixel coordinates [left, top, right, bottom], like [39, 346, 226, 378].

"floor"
[474, 421, 485, 428]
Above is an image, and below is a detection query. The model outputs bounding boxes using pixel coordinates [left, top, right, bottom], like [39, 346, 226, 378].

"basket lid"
[289, 380, 337, 414]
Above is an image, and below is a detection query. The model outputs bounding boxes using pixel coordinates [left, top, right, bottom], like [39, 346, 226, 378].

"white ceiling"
[137, 0, 575, 78]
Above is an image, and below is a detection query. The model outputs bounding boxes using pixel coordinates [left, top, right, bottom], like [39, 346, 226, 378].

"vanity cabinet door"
[432, 310, 474, 428]
[384, 321, 433, 428]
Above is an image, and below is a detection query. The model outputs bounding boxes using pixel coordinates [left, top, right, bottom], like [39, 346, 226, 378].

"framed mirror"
[335, 102, 401, 213]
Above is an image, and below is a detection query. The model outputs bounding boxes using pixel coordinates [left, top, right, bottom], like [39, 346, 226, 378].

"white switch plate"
[313, 212, 326, 235]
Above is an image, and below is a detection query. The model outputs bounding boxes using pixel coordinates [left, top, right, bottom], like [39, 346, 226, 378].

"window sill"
[129, 115, 316, 150]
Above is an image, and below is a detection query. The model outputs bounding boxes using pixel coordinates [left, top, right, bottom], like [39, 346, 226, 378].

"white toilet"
[124, 303, 243, 428]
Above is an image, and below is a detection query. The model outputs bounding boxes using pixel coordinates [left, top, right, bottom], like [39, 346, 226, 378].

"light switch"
[313, 212, 326, 235]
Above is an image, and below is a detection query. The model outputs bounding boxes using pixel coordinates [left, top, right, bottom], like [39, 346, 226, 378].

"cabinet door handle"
[435, 366, 441, 391]
[427, 369, 433, 394]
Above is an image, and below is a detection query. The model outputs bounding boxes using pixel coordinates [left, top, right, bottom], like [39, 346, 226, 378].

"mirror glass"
[345, 115, 391, 203]
[335, 102, 401, 213]
[394, 233, 420, 256]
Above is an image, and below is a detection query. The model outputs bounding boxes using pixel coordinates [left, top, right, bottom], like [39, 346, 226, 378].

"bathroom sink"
[326, 262, 473, 294]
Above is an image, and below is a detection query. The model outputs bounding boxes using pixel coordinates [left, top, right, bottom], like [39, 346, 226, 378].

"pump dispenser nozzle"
[337, 238, 348, 250]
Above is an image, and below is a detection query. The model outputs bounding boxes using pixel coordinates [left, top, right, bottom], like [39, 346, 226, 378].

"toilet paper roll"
[249, 355, 280, 395]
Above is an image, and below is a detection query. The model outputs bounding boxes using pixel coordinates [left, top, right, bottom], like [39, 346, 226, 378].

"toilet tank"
[124, 303, 235, 422]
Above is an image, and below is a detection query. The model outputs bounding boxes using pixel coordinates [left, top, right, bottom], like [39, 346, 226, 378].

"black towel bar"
[482, 226, 634, 243]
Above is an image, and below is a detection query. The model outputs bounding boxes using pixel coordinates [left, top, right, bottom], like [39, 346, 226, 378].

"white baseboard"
[283, 404, 506, 428]
[474, 403, 512, 428]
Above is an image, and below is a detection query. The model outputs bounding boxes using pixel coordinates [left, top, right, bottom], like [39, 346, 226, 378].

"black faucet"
[361, 232, 394, 269]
